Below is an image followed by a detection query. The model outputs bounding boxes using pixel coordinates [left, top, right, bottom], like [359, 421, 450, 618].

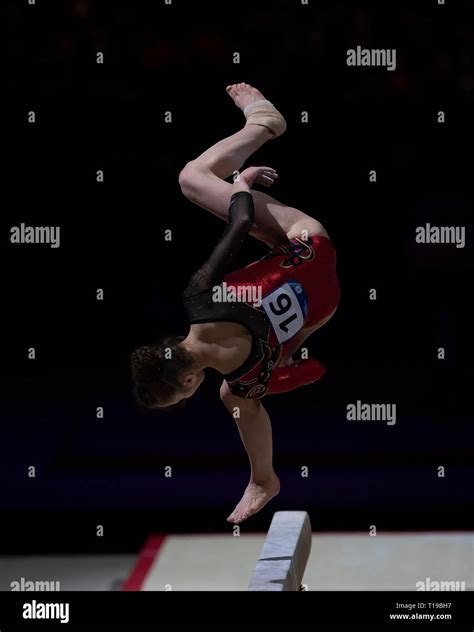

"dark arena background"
[2, 0, 473, 625]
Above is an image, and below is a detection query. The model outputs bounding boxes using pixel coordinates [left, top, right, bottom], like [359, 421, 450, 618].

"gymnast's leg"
[219, 381, 280, 524]
[178, 83, 328, 247]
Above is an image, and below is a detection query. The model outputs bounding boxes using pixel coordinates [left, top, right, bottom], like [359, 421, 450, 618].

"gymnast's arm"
[183, 181, 254, 298]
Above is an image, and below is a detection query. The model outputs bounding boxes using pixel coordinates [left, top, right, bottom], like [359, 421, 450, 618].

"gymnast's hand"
[236, 166, 279, 188]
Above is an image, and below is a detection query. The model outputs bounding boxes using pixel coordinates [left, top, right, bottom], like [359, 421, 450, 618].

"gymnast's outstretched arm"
[183, 167, 278, 298]
[183, 183, 253, 299]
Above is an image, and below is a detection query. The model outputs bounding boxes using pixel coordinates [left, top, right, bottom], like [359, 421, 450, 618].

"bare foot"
[227, 475, 281, 524]
[226, 82, 267, 112]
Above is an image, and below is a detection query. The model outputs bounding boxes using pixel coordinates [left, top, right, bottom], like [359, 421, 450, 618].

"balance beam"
[248, 511, 312, 591]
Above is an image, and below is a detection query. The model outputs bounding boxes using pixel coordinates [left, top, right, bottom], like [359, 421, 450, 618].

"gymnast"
[131, 83, 340, 524]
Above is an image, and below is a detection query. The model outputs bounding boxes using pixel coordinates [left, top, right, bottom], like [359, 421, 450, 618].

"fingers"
[239, 166, 279, 188]
[255, 166, 279, 187]
[259, 167, 279, 179]
[257, 175, 276, 187]
[258, 166, 278, 176]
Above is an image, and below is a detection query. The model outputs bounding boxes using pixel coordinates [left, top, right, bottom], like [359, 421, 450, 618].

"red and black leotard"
[183, 191, 340, 399]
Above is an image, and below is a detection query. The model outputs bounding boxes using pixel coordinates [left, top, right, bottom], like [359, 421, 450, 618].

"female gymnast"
[131, 83, 340, 524]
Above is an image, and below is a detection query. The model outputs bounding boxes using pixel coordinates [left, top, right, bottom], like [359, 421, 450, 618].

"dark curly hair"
[130, 335, 195, 409]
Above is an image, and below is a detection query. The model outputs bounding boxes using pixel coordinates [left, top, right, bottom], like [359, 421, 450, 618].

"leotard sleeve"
[183, 191, 255, 298]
